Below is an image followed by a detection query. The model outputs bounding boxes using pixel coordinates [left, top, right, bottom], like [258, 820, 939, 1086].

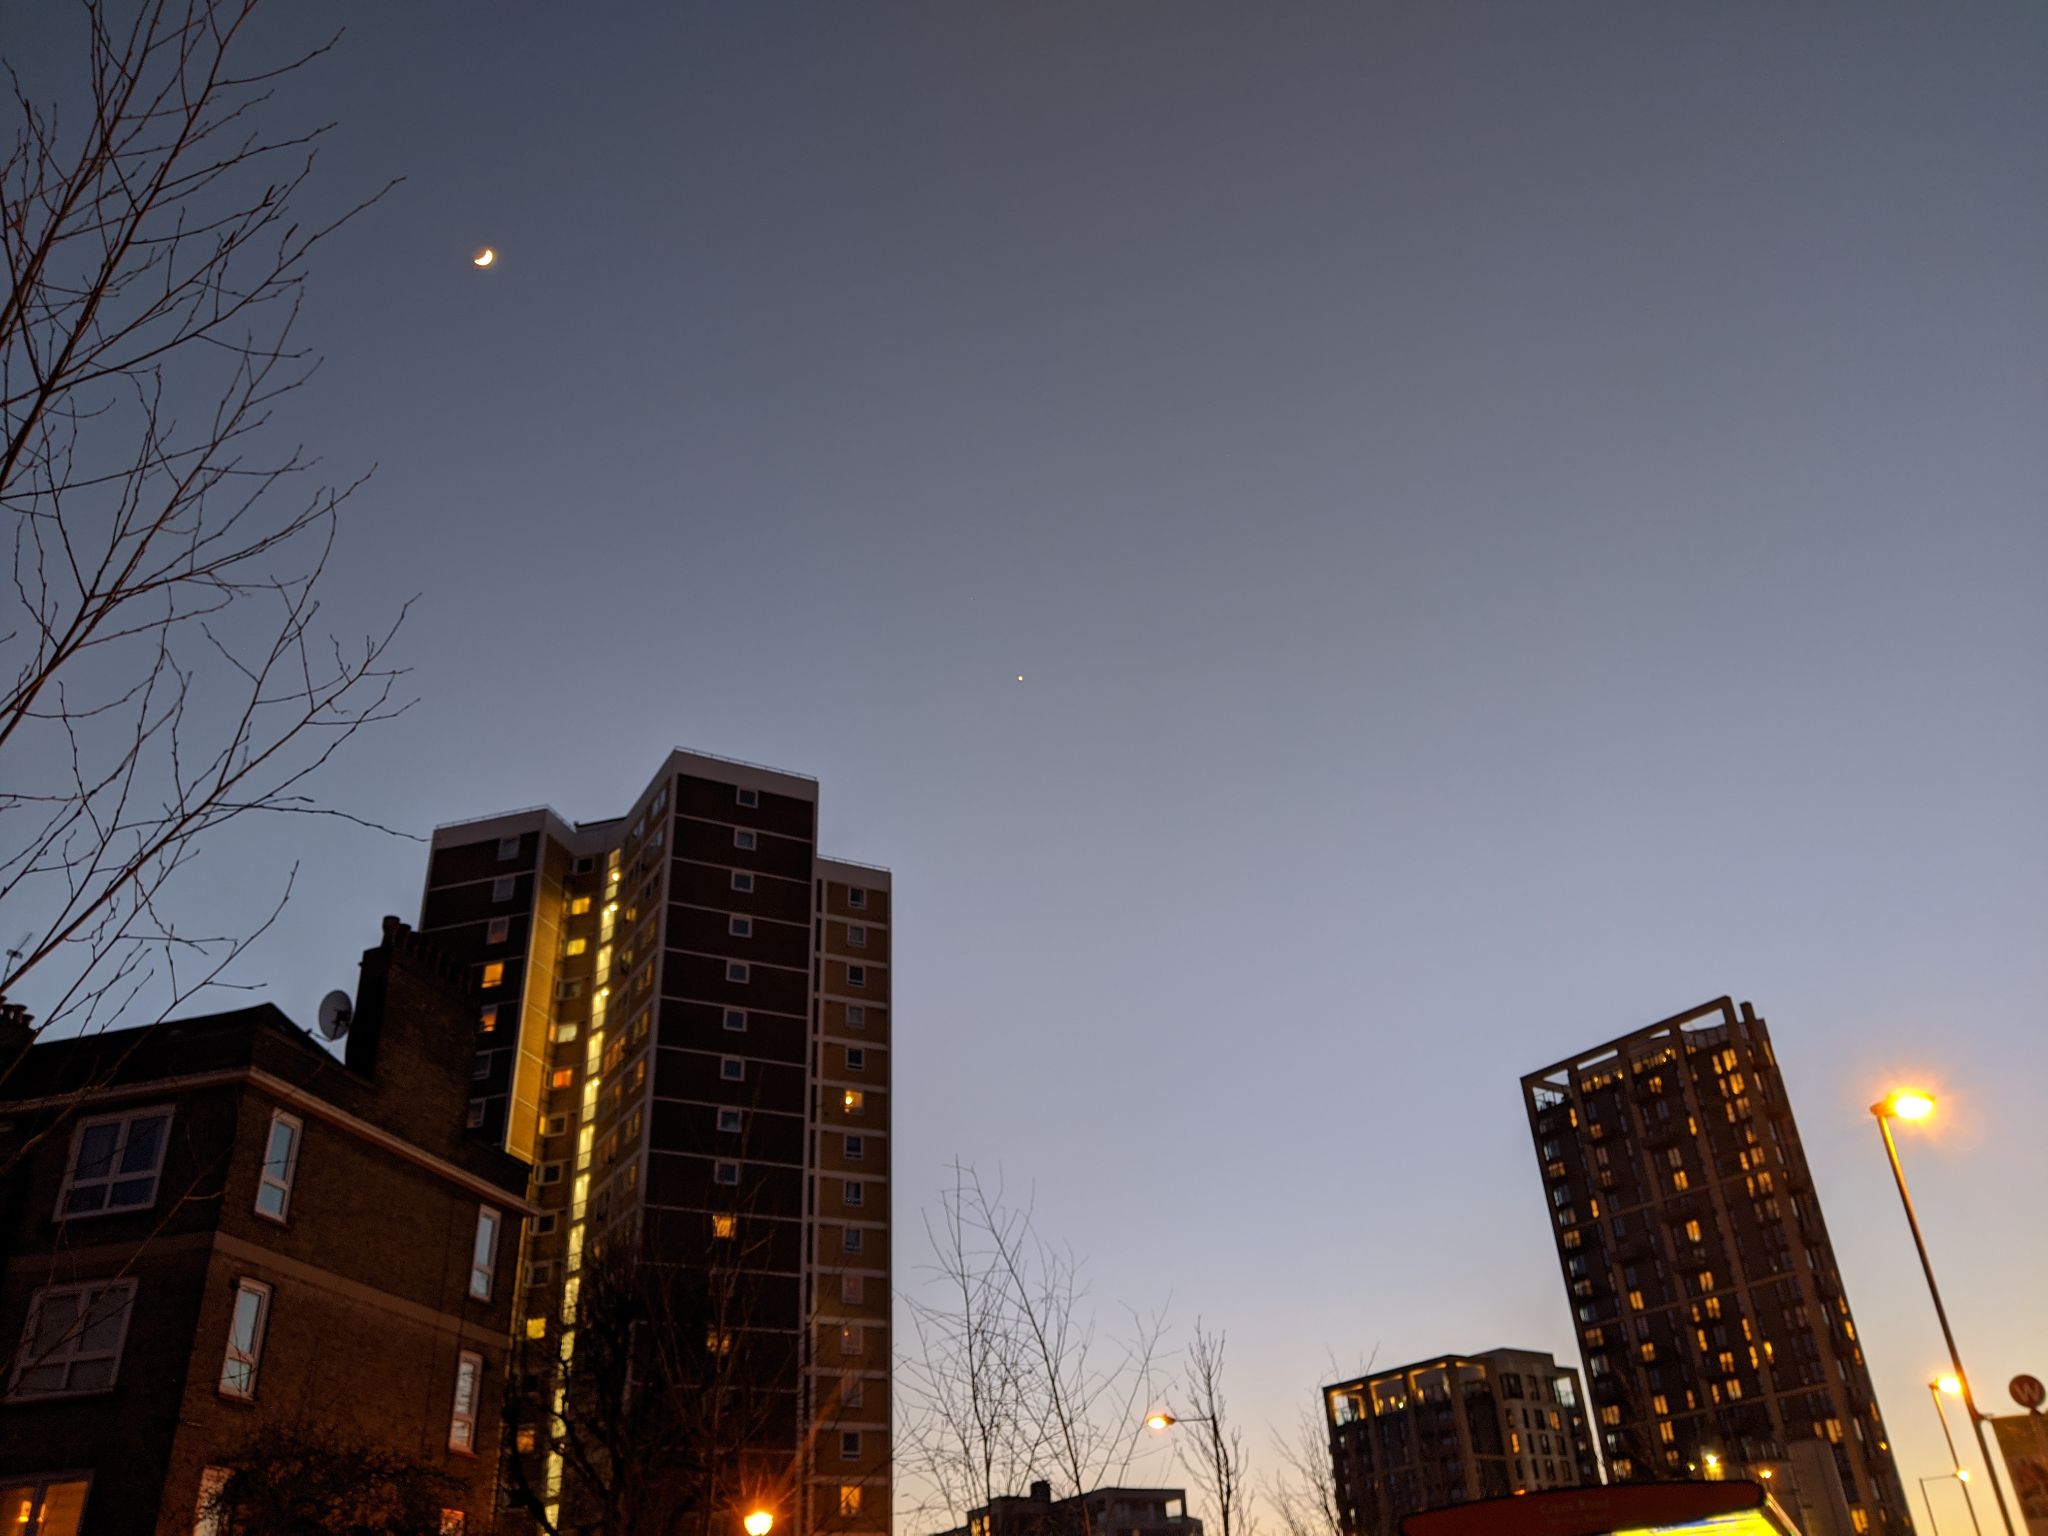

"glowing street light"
[1938, 1375, 1964, 1398]
[744, 1512, 775, 1536]
[1871, 1090, 2014, 1536]
[1146, 1413, 1176, 1432]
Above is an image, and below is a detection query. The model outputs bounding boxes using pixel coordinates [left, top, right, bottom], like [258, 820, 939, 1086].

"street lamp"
[1929, 1380, 1983, 1536]
[1872, 1091, 2016, 1536]
[1145, 1410, 1216, 1432]
[744, 1511, 775, 1536]
[1920, 1473, 1977, 1536]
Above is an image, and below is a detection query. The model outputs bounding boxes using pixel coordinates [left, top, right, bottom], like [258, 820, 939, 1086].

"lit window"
[1671, 1170, 1689, 1192]
[841, 1431, 862, 1460]
[481, 962, 505, 989]
[569, 895, 592, 915]
[844, 1134, 864, 1161]
[843, 1227, 864, 1254]
[846, 1048, 866, 1072]
[526, 1317, 547, 1340]
[732, 871, 754, 893]
[707, 1329, 736, 1355]
[565, 937, 588, 956]
[449, 1351, 483, 1453]
[726, 962, 750, 983]
[724, 1009, 747, 1032]
[492, 876, 516, 902]
[550, 1069, 574, 1090]
[841, 1324, 864, 1356]
[9, 1279, 136, 1397]
[736, 787, 759, 808]
[487, 916, 510, 945]
[480, 1006, 499, 1034]
[848, 925, 867, 949]
[712, 1214, 737, 1240]
[196, 1466, 230, 1536]
[219, 1279, 271, 1399]
[730, 917, 752, 938]
[1684, 1219, 1702, 1242]
[734, 829, 757, 851]
[254, 1111, 302, 1222]
[721, 1057, 745, 1081]
[843, 1180, 864, 1207]
[848, 887, 867, 909]
[0, 1479, 89, 1534]
[847, 965, 866, 988]
[843, 1090, 865, 1115]
[59, 1107, 172, 1218]
[470, 1207, 501, 1300]
[846, 1005, 866, 1028]
[441, 1513, 467, 1534]
[715, 1161, 741, 1185]
[718, 1108, 743, 1134]
[841, 1486, 863, 1517]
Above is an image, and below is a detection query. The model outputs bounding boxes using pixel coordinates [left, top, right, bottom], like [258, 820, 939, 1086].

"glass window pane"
[255, 1182, 286, 1218]
[231, 1289, 262, 1350]
[30, 1293, 79, 1353]
[106, 1177, 153, 1208]
[73, 1124, 119, 1179]
[473, 1210, 497, 1266]
[66, 1357, 116, 1393]
[264, 1118, 296, 1176]
[119, 1115, 167, 1173]
[78, 1293, 127, 1351]
[62, 1184, 108, 1215]
[35, 1482, 90, 1536]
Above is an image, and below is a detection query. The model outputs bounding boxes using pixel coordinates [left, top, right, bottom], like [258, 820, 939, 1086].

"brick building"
[931, 1481, 1203, 1536]
[417, 749, 891, 1535]
[0, 918, 531, 1535]
[1324, 1348, 1599, 1536]
[1522, 998, 1907, 1534]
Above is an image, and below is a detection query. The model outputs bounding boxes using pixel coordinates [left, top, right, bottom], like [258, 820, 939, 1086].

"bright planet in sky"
[471, 247, 496, 268]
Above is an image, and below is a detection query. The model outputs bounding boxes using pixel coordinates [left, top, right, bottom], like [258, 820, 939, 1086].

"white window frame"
[491, 875, 516, 902]
[720, 1057, 745, 1081]
[57, 1106, 173, 1220]
[496, 835, 521, 861]
[219, 1278, 272, 1400]
[253, 1109, 302, 1223]
[846, 1048, 866, 1072]
[543, 1114, 569, 1137]
[726, 961, 750, 983]
[486, 916, 510, 944]
[729, 916, 752, 938]
[846, 1005, 866, 1028]
[8, 1278, 137, 1399]
[733, 828, 757, 851]
[841, 1430, 862, 1460]
[841, 1323, 864, 1357]
[847, 924, 867, 949]
[847, 965, 866, 988]
[843, 1180, 864, 1207]
[470, 1206, 501, 1300]
[449, 1350, 484, 1454]
[717, 1108, 743, 1134]
[723, 1009, 747, 1032]
[538, 1161, 564, 1185]
[842, 1273, 865, 1304]
[731, 870, 754, 893]
[843, 1226, 864, 1254]
[847, 887, 867, 909]
[714, 1161, 741, 1186]
[736, 787, 759, 808]
[844, 1134, 864, 1161]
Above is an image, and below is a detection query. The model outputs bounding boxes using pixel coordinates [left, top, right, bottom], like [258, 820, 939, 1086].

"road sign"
[2015, 1375, 2047, 1411]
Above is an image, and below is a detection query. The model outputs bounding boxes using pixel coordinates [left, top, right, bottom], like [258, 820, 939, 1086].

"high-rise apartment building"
[1522, 999, 1906, 1534]
[1324, 1348, 1598, 1536]
[419, 750, 890, 1536]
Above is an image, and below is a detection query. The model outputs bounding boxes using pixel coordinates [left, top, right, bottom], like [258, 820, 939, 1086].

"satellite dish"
[317, 989, 353, 1041]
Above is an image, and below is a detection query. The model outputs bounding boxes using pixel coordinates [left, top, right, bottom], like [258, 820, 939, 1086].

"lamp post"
[744, 1511, 775, 1536]
[1930, 1378, 1984, 1536]
[1872, 1091, 2016, 1536]
[1919, 1475, 1975, 1536]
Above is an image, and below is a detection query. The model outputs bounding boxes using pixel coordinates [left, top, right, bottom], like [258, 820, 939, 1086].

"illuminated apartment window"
[492, 876, 515, 902]
[2, 1480, 89, 1535]
[253, 1111, 301, 1223]
[441, 1513, 467, 1534]
[711, 1213, 737, 1240]
[843, 1089, 865, 1115]
[1671, 1170, 1689, 1192]
[569, 895, 592, 915]
[847, 887, 866, 909]
[481, 962, 504, 989]
[550, 1069, 574, 1090]
[840, 1325, 864, 1357]
[480, 1006, 499, 1034]
[219, 1279, 271, 1399]
[723, 1009, 747, 1032]
[840, 1487, 863, 1517]
[449, 1351, 482, 1453]
[731, 871, 754, 893]
[734, 829, 757, 851]
[565, 937, 588, 957]
[487, 917, 510, 945]
[729, 917, 752, 939]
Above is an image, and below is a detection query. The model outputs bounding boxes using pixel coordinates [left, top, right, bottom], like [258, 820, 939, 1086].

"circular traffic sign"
[2012, 1374, 2046, 1410]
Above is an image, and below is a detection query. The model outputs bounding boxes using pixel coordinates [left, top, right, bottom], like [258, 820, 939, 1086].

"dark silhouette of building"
[1324, 1347, 1598, 1536]
[932, 1481, 1202, 1536]
[419, 749, 891, 1535]
[0, 919, 530, 1535]
[1522, 998, 1908, 1534]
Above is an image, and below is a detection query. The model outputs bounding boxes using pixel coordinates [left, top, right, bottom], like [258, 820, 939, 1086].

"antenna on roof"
[316, 989, 353, 1041]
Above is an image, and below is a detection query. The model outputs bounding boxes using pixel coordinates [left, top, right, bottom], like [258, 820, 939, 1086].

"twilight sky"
[17, 2, 2048, 1525]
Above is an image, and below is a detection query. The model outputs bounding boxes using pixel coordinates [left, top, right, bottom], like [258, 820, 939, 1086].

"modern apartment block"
[1324, 1348, 1598, 1536]
[0, 921, 530, 1535]
[1522, 998, 1907, 1534]
[418, 749, 890, 1536]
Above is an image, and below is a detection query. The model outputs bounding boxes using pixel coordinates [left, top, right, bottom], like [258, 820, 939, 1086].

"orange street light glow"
[745, 1512, 774, 1536]
[1884, 1090, 1935, 1121]
[1936, 1375, 1964, 1397]
[1146, 1413, 1175, 1431]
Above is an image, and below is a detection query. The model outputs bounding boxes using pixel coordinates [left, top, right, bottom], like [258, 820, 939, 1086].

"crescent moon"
[472, 247, 496, 268]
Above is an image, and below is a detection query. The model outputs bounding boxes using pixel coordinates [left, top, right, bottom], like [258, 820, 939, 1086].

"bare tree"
[1267, 1400, 1343, 1536]
[1, 0, 407, 1051]
[1176, 1320, 1255, 1536]
[898, 1162, 1167, 1536]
